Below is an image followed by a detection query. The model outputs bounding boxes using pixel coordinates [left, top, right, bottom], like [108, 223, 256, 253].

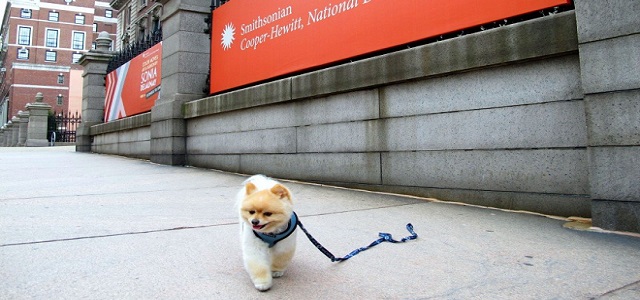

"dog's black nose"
[251, 219, 260, 225]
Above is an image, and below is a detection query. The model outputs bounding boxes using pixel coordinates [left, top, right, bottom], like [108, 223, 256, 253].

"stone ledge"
[184, 79, 292, 118]
[341, 183, 591, 218]
[90, 113, 152, 136]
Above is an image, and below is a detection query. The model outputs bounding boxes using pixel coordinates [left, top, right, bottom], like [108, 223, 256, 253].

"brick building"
[0, 0, 118, 124]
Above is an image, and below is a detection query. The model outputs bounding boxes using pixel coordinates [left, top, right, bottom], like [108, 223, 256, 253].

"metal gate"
[48, 111, 81, 143]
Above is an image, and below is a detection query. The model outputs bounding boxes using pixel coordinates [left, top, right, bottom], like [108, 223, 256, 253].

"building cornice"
[110, 0, 129, 10]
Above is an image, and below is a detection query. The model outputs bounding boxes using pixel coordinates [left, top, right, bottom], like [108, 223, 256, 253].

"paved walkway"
[1, 146, 639, 299]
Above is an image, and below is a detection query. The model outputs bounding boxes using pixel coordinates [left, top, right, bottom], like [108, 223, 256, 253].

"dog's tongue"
[253, 224, 265, 230]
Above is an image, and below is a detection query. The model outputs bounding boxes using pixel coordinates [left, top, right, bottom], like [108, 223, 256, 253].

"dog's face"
[240, 183, 293, 234]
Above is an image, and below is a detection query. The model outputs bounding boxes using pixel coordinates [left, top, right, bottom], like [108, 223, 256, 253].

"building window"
[57, 95, 64, 106]
[139, 26, 146, 41]
[17, 26, 32, 45]
[105, 10, 113, 18]
[75, 14, 85, 24]
[45, 50, 57, 62]
[140, 0, 147, 7]
[46, 29, 59, 48]
[57, 74, 64, 84]
[93, 23, 98, 32]
[20, 9, 32, 18]
[72, 53, 83, 64]
[152, 16, 161, 33]
[49, 11, 59, 22]
[123, 6, 131, 29]
[72, 32, 85, 50]
[17, 48, 29, 60]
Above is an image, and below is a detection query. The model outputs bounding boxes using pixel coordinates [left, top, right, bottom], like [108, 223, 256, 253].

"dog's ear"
[270, 184, 291, 202]
[245, 182, 257, 195]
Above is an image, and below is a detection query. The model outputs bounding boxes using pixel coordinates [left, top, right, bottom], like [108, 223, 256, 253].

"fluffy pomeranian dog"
[236, 175, 297, 291]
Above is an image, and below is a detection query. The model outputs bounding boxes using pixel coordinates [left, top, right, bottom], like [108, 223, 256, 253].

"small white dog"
[236, 175, 297, 291]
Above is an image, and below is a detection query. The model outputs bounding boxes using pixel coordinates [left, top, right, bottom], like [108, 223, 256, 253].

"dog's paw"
[254, 281, 272, 292]
[272, 271, 284, 278]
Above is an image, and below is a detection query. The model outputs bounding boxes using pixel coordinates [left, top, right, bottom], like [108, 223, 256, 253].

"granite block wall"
[90, 113, 151, 160]
[182, 12, 591, 217]
[87, 6, 640, 231]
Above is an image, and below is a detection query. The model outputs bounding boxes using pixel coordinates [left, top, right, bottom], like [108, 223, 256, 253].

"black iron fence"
[48, 111, 81, 144]
[212, 0, 229, 9]
[106, 29, 163, 75]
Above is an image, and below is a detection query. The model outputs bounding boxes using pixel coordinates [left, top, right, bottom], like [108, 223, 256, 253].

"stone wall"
[85, 2, 640, 232]
[181, 12, 588, 217]
[90, 113, 151, 160]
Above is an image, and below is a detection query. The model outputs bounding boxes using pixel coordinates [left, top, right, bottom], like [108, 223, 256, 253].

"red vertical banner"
[209, 0, 571, 94]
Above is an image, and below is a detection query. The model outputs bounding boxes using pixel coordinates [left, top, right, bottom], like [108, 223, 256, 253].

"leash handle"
[297, 220, 418, 263]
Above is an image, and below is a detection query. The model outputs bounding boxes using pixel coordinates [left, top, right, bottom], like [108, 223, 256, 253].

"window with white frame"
[21, 9, 31, 18]
[72, 32, 85, 50]
[57, 95, 64, 106]
[49, 11, 59, 21]
[105, 10, 113, 18]
[75, 14, 85, 24]
[72, 53, 83, 64]
[93, 23, 98, 32]
[45, 50, 57, 62]
[46, 29, 60, 48]
[58, 74, 65, 84]
[18, 26, 32, 45]
[17, 48, 29, 60]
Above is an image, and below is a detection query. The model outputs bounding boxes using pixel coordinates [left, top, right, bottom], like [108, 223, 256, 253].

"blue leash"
[296, 219, 418, 262]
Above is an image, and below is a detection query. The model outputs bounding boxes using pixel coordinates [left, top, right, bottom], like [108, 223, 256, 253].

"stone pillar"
[4, 121, 13, 146]
[0, 125, 5, 146]
[150, 0, 211, 165]
[10, 116, 19, 146]
[17, 110, 30, 146]
[77, 31, 114, 152]
[2, 124, 8, 147]
[25, 93, 52, 147]
[4, 122, 10, 147]
[575, 1, 640, 232]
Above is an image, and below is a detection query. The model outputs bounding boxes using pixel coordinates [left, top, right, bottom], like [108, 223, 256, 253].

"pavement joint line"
[299, 202, 424, 218]
[0, 203, 421, 248]
[0, 186, 237, 202]
[0, 223, 234, 248]
[593, 279, 640, 299]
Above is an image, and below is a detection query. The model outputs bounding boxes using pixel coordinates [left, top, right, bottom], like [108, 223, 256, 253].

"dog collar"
[253, 212, 298, 248]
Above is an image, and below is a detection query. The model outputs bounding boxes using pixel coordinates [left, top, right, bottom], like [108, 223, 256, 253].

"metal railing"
[48, 110, 81, 144]
[106, 28, 163, 75]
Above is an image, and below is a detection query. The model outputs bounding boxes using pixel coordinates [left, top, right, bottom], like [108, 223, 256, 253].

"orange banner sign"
[210, 0, 570, 94]
[105, 42, 162, 122]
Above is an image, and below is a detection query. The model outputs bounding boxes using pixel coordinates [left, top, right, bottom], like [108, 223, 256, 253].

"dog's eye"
[264, 212, 272, 217]
[248, 210, 255, 215]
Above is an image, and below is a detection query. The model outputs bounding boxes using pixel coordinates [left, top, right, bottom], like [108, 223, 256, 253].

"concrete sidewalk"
[1, 146, 639, 299]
